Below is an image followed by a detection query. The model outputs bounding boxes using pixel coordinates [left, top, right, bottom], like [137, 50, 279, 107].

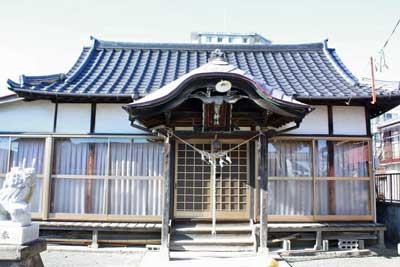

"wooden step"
[170, 244, 255, 252]
[170, 222, 255, 252]
[172, 232, 253, 241]
[173, 223, 253, 233]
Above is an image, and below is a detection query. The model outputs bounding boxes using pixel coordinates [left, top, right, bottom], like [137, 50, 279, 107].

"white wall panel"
[332, 106, 366, 135]
[56, 104, 91, 134]
[0, 100, 55, 132]
[287, 105, 328, 135]
[95, 104, 144, 134]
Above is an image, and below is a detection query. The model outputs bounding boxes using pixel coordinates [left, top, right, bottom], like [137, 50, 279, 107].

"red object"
[371, 57, 377, 104]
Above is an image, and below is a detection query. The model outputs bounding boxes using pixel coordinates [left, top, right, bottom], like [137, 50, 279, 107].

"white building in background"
[368, 79, 400, 173]
[191, 32, 271, 45]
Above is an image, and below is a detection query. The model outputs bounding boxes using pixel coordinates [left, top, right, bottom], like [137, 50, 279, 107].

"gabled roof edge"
[64, 37, 99, 84]
[323, 39, 359, 85]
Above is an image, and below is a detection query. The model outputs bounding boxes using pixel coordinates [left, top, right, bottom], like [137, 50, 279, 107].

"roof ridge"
[92, 37, 324, 51]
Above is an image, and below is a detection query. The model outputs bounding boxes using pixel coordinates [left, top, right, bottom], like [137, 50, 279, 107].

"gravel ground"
[40, 246, 146, 267]
[38, 245, 400, 267]
[288, 255, 400, 267]
[284, 247, 400, 267]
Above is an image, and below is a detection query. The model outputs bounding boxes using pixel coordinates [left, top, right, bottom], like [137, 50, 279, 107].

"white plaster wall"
[332, 106, 367, 135]
[56, 103, 91, 134]
[95, 104, 144, 134]
[0, 100, 55, 132]
[287, 105, 329, 135]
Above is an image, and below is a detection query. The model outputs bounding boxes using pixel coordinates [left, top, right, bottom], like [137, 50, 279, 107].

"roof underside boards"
[7, 38, 399, 100]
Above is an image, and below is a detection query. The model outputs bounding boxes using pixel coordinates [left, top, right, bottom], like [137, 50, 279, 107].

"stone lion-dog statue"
[0, 167, 37, 226]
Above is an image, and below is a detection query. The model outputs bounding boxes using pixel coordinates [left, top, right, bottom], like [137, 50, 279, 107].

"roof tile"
[8, 38, 392, 100]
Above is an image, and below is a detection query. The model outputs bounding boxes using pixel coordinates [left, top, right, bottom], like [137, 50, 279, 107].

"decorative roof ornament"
[209, 49, 227, 62]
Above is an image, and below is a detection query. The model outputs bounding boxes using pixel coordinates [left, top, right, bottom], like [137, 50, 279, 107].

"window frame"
[256, 136, 374, 222]
[0, 135, 47, 219]
[0, 134, 164, 222]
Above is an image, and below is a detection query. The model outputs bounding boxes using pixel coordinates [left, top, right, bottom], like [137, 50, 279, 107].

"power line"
[382, 18, 400, 50]
[377, 18, 400, 72]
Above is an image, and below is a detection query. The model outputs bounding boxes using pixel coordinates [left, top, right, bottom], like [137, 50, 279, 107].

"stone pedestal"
[0, 222, 45, 267]
[0, 222, 39, 245]
[0, 240, 46, 267]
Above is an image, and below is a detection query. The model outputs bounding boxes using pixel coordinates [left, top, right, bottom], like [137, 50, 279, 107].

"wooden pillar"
[85, 143, 95, 214]
[327, 141, 336, 215]
[41, 136, 53, 220]
[161, 135, 171, 255]
[258, 133, 268, 252]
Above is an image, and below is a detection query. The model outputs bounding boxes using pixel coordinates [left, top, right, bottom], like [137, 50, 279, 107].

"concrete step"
[170, 222, 255, 252]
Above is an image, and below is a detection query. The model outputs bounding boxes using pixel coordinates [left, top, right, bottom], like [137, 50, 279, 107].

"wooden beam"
[327, 105, 333, 135]
[52, 103, 58, 133]
[258, 133, 268, 252]
[161, 135, 171, 251]
[90, 103, 96, 133]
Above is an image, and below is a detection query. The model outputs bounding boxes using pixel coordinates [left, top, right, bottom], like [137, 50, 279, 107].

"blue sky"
[0, 0, 399, 96]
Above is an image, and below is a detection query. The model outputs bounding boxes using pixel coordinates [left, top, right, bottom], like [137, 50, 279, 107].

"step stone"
[170, 222, 255, 252]
[170, 245, 255, 252]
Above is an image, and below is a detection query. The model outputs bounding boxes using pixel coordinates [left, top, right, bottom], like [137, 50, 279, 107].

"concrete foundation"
[0, 223, 39, 245]
[0, 240, 46, 267]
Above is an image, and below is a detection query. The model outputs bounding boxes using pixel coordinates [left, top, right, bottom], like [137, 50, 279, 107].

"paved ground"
[41, 246, 146, 267]
[288, 256, 400, 267]
[283, 247, 400, 267]
[40, 245, 400, 267]
[140, 251, 289, 267]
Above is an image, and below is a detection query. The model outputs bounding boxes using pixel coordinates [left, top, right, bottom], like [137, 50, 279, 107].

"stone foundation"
[0, 240, 46, 267]
[0, 223, 39, 245]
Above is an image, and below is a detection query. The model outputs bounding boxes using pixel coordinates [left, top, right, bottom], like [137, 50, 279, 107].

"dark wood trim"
[277, 134, 370, 138]
[90, 103, 96, 134]
[327, 105, 333, 135]
[53, 103, 58, 133]
[365, 107, 372, 137]
[172, 131, 261, 139]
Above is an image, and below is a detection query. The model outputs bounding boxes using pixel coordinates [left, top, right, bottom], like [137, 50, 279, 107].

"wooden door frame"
[173, 138, 252, 220]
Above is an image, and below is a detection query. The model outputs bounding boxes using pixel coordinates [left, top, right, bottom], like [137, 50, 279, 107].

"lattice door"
[174, 141, 249, 219]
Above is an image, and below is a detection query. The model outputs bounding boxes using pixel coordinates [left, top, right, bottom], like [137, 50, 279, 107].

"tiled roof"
[7, 38, 390, 100]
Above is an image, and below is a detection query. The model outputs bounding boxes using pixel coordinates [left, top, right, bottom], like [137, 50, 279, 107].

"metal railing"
[375, 173, 400, 203]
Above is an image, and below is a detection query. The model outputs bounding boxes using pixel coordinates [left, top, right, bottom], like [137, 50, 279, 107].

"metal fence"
[376, 173, 400, 203]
